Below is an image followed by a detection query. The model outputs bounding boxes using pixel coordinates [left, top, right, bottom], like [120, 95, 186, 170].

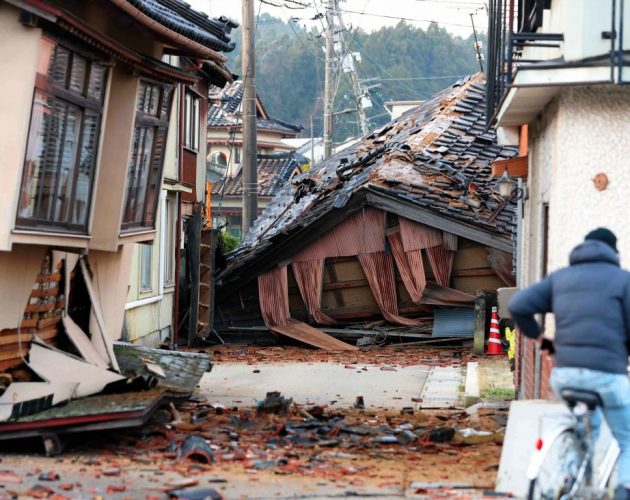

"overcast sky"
[189, 0, 488, 38]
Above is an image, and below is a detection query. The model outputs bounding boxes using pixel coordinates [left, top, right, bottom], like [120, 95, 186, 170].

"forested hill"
[227, 13, 485, 142]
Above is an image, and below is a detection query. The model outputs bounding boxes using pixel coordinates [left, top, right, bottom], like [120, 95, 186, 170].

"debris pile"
[210, 344, 481, 368]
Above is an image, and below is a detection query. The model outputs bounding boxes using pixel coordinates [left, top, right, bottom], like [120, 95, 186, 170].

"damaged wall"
[215, 207, 509, 332]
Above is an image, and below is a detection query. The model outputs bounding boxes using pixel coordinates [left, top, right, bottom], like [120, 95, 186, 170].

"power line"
[326, 6, 477, 27]
[411, 0, 486, 6]
[379, 74, 469, 81]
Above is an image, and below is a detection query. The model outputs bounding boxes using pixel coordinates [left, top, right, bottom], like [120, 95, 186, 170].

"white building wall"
[547, 86, 630, 272]
[125, 190, 175, 346]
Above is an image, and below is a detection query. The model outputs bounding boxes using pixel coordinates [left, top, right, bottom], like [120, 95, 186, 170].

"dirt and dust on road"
[0, 345, 514, 499]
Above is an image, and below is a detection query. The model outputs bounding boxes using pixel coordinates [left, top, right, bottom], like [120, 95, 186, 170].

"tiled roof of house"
[208, 81, 303, 134]
[211, 153, 305, 198]
[217, 75, 520, 291]
[126, 0, 237, 53]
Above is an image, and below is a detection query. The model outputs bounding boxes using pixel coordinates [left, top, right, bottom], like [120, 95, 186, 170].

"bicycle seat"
[560, 388, 603, 410]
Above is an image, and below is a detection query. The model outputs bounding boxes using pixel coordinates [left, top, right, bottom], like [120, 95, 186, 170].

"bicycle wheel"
[527, 429, 584, 500]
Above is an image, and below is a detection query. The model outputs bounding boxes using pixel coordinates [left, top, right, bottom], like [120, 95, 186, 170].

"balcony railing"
[486, 0, 627, 125]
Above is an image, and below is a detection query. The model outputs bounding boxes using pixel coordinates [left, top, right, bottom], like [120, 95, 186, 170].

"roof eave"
[107, 0, 228, 62]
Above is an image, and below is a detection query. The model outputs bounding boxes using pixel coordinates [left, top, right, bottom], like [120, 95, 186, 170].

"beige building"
[206, 81, 303, 236]
[125, 55, 232, 347]
[0, 0, 234, 392]
[487, 0, 630, 399]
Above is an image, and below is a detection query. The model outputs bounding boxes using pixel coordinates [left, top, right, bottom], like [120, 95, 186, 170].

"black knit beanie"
[585, 227, 618, 252]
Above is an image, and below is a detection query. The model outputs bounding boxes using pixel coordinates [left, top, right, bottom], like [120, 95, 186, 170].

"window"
[140, 243, 152, 291]
[121, 80, 173, 230]
[17, 36, 107, 232]
[184, 91, 200, 151]
[210, 152, 227, 166]
[233, 147, 241, 165]
[164, 197, 176, 285]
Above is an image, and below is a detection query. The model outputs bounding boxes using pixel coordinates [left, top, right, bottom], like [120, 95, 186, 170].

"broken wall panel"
[487, 248, 516, 286]
[28, 341, 125, 399]
[0, 251, 66, 374]
[86, 246, 134, 343]
[358, 252, 427, 326]
[292, 208, 386, 261]
[426, 245, 456, 287]
[0, 245, 47, 331]
[387, 230, 425, 303]
[399, 217, 442, 251]
[271, 320, 358, 351]
[292, 260, 338, 326]
[258, 266, 291, 328]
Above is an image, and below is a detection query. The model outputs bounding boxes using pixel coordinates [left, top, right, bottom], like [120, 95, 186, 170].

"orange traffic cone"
[486, 306, 503, 355]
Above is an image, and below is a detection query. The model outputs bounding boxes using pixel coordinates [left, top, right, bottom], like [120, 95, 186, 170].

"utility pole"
[333, 6, 368, 136]
[323, 0, 335, 159]
[470, 13, 484, 73]
[310, 114, 315, 166]
[347, 57, 368, 135]
[241, 0, 257, 235]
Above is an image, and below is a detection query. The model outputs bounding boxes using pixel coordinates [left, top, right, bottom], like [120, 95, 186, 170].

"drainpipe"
[173, 83, 185, 346]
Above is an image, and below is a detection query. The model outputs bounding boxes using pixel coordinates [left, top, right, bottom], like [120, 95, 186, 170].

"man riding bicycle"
[509, 228, 630, 499]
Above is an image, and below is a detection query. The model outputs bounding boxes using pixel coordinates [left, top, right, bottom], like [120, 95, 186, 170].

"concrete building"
[486, 0, 630, 399]
[0, 0, 234, 404]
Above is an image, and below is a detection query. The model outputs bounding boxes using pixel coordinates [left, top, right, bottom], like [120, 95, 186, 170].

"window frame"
[121, 79, 173, 232]
[16, 34, 108, 233]
[164, 195, 176, 286]
[183, 90, 200, 152]
[140, 242, 153, 292]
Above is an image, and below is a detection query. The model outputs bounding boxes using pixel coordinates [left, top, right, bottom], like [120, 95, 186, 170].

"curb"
[464, 361, 480, 407]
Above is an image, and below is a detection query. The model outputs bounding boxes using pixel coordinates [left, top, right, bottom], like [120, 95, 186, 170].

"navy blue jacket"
[509, 240, 630, 374]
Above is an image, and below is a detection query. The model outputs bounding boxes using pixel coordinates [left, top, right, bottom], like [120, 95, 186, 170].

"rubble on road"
[209, 344, 482, 368]
[0, 394, 508, 498]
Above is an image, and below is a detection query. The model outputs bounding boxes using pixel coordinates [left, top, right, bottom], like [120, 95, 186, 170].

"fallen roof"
[217, 75, 519, 296]
[124, 0, 237, 53]
[208, 81, 303, 135]
[212, 153, 305, 198]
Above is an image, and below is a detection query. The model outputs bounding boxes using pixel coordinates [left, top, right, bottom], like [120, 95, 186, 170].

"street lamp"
[496, 167, 523, 200]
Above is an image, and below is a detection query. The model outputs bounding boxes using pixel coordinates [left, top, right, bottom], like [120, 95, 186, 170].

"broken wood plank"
[62, 315, 108, 368]
[271, 320, 358, 351]
[80, 259, 119, 372]
[36, 273, 62, 283]
[491, 155, 528, 179]
[0, 358, 26, 372]
[324, 261, 345, 308]
[0, 328, 57, 347]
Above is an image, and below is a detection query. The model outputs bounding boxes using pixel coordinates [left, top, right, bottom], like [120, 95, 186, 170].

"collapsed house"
[0, 0, 234, 433]
[213, 75, 519, 350]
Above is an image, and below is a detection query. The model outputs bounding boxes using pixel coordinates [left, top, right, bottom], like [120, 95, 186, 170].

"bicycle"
[526, 388, 620, 500]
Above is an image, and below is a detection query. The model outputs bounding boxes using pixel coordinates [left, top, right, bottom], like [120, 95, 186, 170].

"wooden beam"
[453, 269, 497, 277]
[520, 125, 528, 156]
[473, 293, 488, 355]
[492, 155, 528, 179]
[365, 191, 514, 253]
[324, 261, 345, 307]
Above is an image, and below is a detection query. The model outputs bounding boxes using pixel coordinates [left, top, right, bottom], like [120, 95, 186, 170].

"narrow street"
[0, 346, 512, 498]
